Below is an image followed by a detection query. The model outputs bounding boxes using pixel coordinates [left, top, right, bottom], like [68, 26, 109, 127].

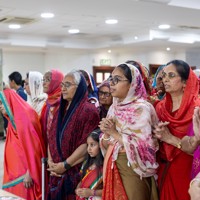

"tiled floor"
[0, 140, 5, 188]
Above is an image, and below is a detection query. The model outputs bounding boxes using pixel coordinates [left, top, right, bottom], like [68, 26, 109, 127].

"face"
[98, 86, 112, 107]
[43, 72, 52, 93]
[0, 101, 6, 115]
[61, 75, 78, 102]
[162, 64, 186, 95]
[87, 136, 100, 158]
[109, 67, 131, 101]
[156, 70, 165, 92]
[9, 80, 15, 89]
[24, 77, 31, 95]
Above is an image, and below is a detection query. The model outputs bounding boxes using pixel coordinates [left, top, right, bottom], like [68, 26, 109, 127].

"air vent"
[178, 25, 200, 30]
[0, 16, 36, 24]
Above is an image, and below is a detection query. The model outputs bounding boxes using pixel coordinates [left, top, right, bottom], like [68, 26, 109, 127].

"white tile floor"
[0, 140, 5, 188]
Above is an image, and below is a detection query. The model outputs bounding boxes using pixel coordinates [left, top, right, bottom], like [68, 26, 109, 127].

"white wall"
[2, 47, 190, 85]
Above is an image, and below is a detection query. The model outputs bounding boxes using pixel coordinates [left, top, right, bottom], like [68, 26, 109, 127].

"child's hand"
[75, 188, 93, 198]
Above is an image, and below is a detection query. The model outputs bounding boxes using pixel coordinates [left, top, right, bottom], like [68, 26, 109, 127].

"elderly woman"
[24, 71, 47, 115]
[47, 71, 100, 200]
[40, 69, 64, 143]
[0, 89, 45, 200]
[153, 60, 200, 200]
[98, 80, 113, 119]
[99, 63, 159, 200]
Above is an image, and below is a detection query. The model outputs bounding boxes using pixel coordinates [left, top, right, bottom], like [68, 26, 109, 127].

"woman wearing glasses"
[98, 80, 113, 120]
[153, 60, 200, 200]
[99, 63, 159, 200]
[47, 71, 100, 200]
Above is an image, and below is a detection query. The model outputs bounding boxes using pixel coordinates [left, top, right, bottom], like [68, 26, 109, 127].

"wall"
[2, 47, 190, 84]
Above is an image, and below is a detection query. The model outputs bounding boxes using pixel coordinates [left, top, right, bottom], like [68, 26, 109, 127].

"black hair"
[166, 60, 190, 81]
[81, 128, 104, 180]
[117, 64, 132, 83]
[8, 71, 22, 85]
[26, 72, 29, 79]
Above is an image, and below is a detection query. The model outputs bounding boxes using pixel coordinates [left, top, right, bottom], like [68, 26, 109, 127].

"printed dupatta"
[107, 63, 159, 177]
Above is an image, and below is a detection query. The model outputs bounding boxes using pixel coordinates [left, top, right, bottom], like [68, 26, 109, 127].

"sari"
[47, 75, 100, 200]
[102, 64, 159, 200]
[27, 71, 47, 115]
[0, 89, 46, 200]
[155, 68, 200, 200]
[40, 69, 64, 141]
[76, 163, 103, 200]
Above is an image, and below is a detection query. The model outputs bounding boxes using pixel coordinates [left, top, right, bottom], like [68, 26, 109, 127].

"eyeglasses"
[98, 91, 111, 97]
[108, 76, 129, 85]
[42, 78, 51, 83]
[162, 72, 180, 79]
[60, 82, 77, 89]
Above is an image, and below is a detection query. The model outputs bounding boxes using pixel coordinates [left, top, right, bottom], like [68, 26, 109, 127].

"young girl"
[75, 129, 104, 200]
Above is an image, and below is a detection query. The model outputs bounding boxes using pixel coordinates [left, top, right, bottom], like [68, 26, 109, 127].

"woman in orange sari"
[0, 89, 46, 200]
[153, 60, 200, 200]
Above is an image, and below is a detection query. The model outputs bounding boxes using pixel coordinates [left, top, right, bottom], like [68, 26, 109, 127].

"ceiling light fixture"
[166, 47, 171, 51]
[8, 24, 21, 29]
[134, 36, 138, 40]
[105, 19, 118, 24]
[158, 24, 170, 29]
[41, 12, 55, 19]
[108, 50, 111, 53]
[68, 29, 80, 34]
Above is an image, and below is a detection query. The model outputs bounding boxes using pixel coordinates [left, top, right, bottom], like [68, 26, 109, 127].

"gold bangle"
[176, 140, 182, 149]
[190, 178, 200, 188]
[102, 134, 111, 141]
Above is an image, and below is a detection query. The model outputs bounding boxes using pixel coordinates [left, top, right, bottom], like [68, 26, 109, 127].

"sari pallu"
[48, 75, 100, 200]
[155, 68, 200, 200]
[76, 166, 103, 200]
[0, 89, 46, 200]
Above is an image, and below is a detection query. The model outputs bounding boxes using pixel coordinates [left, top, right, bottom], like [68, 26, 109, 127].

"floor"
[0, 140, 5, 188]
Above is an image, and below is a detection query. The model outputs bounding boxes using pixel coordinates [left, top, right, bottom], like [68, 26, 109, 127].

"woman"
[47, 71, 100, 200]
[79, 70, 99, 106]
[40, 69, 64, 141]
[24, 71, 47, 115]
[0, 89, 46, 200]
[153, 60, 200, 200]
[99, 63, 159, 200]
[98, 80, 113, 119]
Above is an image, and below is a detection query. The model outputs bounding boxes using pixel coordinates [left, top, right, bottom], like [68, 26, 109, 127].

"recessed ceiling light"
[108, 50, 111, 53]
[134, 36, 138, 40]
[41, 12, 55, 18]
[68, 29, 80, 34]
[166, 47, 171, 51]
[8, 24, 21, 29]
[105, 19, 118, 24]
[158, 24, 170, 29]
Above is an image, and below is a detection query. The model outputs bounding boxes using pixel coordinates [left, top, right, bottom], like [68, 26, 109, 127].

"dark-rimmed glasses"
[108, 76, 129, 85]
[98, 91, 111, 97]
[60, 82, 77, 89]
[162, 72, 180, 79]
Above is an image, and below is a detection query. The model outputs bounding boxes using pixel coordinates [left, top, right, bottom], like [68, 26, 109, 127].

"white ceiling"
[1, 0, 200, 52]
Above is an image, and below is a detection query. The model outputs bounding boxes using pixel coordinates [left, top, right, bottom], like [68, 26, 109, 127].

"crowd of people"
[0, 59, 200, 200]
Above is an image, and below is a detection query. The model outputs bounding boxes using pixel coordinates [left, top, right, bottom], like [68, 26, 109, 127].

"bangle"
[176, 140, 182, 149]
[190, 178, 200, 188]
[93, 189, 96, 196]
[102, 134, 111, 141]
[63, 160, 71, 170]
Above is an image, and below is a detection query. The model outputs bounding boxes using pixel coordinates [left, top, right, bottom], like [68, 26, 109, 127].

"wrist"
[92, 189, 96, 196]
[63, 160, 71, 170]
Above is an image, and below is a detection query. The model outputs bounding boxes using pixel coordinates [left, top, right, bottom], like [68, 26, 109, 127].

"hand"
[193, 107, 200, 142]
[47, 162, 66, 176]
[99, 118, 117, 136]
[23, 170, 33, 188]
[189, 173, 200, 200]
[75, 188, 93, 198]
[153, 121, 171, 143]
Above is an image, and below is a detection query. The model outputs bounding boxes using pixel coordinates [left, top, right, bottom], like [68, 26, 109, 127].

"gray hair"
[67, 70, 81, 85]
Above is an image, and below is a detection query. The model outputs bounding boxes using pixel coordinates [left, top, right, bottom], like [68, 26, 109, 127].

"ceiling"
[1, 0, 200, 52]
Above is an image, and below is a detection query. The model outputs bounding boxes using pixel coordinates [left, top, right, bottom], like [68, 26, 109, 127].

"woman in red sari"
[0, 89, 46, 200]
[153, 60, 200, 200]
